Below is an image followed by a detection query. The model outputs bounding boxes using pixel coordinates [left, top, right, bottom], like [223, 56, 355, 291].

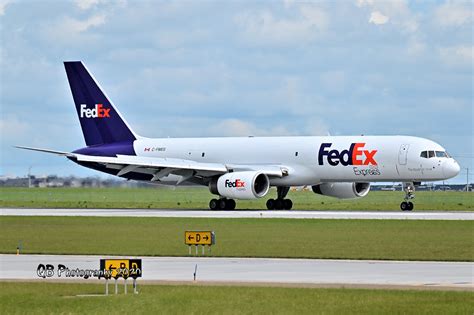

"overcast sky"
[0, 0, 472, 183]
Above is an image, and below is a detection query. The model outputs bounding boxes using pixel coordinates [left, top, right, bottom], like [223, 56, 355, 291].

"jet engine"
[209, 171, 270, 199]
[312, 182, 370, 199]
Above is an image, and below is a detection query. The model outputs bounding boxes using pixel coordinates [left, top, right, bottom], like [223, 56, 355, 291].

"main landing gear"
[266, 186, 293, 210]
[209, 198, 236, 210]
[400, 182, 415, 211]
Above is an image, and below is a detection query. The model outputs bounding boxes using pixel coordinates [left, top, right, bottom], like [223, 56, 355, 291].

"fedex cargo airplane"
[17, 61, 460, 211]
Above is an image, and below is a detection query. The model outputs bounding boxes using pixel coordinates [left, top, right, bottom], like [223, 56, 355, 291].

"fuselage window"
[436, 151, 447, 158]
[428, 151, 435, 158]
[295, 152, 298, 157]
[420, 151, 428, 158]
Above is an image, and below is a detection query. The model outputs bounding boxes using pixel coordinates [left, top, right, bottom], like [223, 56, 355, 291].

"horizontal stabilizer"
[14, 146, 72, 156]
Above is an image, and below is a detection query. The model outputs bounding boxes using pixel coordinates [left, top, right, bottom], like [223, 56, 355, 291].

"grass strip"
[1, 187, 473, 211]
[0, 282, 472, 314]
[1, 216, 472, 261]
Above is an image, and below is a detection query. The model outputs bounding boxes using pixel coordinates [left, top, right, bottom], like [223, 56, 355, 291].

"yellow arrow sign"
[100, 259, 142, 279]
[185, 231, 214, 245]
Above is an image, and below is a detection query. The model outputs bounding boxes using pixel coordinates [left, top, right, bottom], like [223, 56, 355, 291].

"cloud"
[357, 0, 424, 59]
[320, 70, 347, 93]
[283, 0, 296, 9]
[406, 37, 426, 56]
[438, 45, 473, 66]
[305, 118, 330, 136]
[206, 119, 294, 137]
[0, 114, 30, 138]
[74, 0, 127, 11]
[357, 0, 418, 32]
[207, 118, 328, 137]
[235, 4, 329, 44]
[63, 14, 106, 33]
[356, 0, 374, 7]
[369, 11, 389, 25]
[0, 0, 12, 15]
[434, 1, 473, 27]
[75, 0, 101, 10]
[40, 13, 107, 46]
[429, 97, 472, 112]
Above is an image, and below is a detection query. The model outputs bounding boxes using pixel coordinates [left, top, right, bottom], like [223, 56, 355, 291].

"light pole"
[28, 166, 32, 188]
[467, 167, 470, 192]
[461, 167, 471, 192]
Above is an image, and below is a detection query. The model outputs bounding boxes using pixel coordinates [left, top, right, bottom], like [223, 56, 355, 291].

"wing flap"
[74, 154, 229, 173]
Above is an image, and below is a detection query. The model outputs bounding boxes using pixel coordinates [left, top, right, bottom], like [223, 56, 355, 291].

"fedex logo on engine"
[80, 104, 111, 118]
[225, 179, 246, 189]
[318, 143, 377, 166]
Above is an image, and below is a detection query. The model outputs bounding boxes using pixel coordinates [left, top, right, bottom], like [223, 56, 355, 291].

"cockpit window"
[421, 150, 450, 159]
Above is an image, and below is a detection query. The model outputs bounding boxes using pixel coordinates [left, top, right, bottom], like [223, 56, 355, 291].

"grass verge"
[0, 282, 472, 314]
[0, 187, 473, 210]
[1, 216, 472, 261]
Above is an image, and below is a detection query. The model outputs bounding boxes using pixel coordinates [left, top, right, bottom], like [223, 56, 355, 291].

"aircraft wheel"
[400, 202, 408, 211]
[218, 199, 227, 210]
[275, 198, 284, 210]
[407, 202, 414, 211]
[283, 199, 293, 210]
[266, 199, 275, 210]
[209, 199, 218, 210]
[227, 199, 236, 210]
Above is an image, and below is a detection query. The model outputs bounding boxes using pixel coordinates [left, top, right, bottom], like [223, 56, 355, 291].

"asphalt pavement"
[1, 254, 472, 290]
[2, 208, 473, 220]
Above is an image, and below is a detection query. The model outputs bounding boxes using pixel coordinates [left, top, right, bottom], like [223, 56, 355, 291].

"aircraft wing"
[73, 154, 288, 181]
[16, 145, 287, 183]
[74, 154, 228, 173]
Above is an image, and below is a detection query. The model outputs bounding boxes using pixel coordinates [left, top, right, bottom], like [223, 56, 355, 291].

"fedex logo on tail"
[318, 143, 377, 166]
[80, 104, 110, 118]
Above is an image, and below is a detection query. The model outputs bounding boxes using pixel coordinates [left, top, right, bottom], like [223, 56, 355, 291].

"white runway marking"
[1, 254, 472, 289]
[1, 208, 473, 220]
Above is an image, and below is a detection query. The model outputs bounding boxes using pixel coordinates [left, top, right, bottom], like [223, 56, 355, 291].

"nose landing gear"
[400, 183, 415, 211]
[266, 186, 293, 210]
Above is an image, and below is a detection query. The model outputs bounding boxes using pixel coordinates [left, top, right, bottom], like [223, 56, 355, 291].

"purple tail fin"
[64, 61, 137, 146]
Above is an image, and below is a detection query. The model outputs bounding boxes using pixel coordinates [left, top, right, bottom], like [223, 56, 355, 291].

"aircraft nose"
[443, 160, 461, 179]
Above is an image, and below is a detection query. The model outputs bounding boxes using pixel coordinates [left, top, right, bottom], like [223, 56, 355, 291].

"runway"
[1, 254, 472, 290]
[1, 208, 473, 220]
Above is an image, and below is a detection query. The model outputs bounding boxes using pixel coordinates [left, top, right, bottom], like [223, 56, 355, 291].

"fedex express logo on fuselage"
[80, 104, 110, 118]
[318, 143, 378, 166]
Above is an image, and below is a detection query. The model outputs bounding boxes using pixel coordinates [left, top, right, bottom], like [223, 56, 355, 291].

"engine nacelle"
[209, 171, 270, 200]
[312, 182, 370, 199]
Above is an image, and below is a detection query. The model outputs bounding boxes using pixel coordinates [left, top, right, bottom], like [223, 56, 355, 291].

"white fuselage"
[133, 135, 460, 186]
